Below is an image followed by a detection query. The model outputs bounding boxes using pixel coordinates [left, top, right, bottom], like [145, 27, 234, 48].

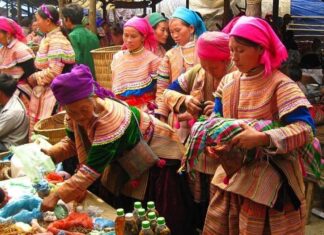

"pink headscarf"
[123, 16, 158, 53]
[224, 16, 287, 77]
[0, 17, 27, 43]
[197, 31, 230, 61]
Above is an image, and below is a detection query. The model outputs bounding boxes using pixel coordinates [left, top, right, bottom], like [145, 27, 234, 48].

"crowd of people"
[0, 2, 323, 235]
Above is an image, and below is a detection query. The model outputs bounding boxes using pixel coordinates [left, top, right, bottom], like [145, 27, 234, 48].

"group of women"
[0, 3, 318, 235]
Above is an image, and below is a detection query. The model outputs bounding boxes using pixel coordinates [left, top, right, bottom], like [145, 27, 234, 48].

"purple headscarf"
[50, 64, 114, 105]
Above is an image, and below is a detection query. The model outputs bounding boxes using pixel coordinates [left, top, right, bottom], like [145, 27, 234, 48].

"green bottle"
[147, 211, 157, 233]
[139, 220, 154, 235]
[133, 201, 142, 220]
[115, 208, 125, 235]
[146, 201, 159, 217]
[136, 208, 147, 230]
[156, 217, 171, 235]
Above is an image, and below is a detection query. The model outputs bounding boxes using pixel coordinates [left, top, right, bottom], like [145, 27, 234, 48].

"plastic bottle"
[139, 220, 155, 235]
[124, 213, 139, 235]
[146, 201, 159, 217]
[156, 217, 171, 235]
[136, 208, 147, 230]
[133, 201, 142, 220]
[115, 208, 125, 235]
[147, 212, 157, 233]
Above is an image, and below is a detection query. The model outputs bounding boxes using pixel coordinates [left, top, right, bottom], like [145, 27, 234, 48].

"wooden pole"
[223, 0, 232, 28]
[58, 0, 64, 18]
[17, 0, 22, 24]
[273, 0, 279, 26]
[246, 0, 262, 17]
[89, 0, 97, 34]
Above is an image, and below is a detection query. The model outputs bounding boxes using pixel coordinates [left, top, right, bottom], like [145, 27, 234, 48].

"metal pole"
[89, 0, 97, 34]
[186, 0, 189, 8]
[273, 0, 279, 26]
[58, 0, 64, 19]
[17, 0, 21, 23]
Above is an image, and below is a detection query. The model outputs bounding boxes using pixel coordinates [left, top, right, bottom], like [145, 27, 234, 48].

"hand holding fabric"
[203, 101, 215, 116]
[41, 192, 60, 212]
[231, 123, 270, 149]
[185, 95, 202, 116]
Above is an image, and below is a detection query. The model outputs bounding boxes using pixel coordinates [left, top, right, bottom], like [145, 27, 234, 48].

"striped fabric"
[29, 28, 75, 134]
[155, 45, 166, 58]
[203, 188, 306, 235]
[0, 39, 35, 79]
[155, 41, 198, 117]
[111, 49, 161, 97]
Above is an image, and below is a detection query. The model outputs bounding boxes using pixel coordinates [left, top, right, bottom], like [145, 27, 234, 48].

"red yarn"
[156, 159, 166, 168]
[130, 180, 140, 188]
[223, 176, 229, 185]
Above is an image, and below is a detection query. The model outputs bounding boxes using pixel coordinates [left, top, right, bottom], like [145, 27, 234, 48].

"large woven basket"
[91, 45, 121, 89]
[34, 112, 66, 145]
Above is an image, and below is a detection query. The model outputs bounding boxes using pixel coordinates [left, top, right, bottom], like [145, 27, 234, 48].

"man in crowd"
[62, 3, 100, 77]
[0, 74, 29, 152]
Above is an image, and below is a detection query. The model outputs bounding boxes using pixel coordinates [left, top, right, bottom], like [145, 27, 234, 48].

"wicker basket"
[34, 112, 66, 145]
[316, 125, 324, 144]
[91, 45, 121, 89]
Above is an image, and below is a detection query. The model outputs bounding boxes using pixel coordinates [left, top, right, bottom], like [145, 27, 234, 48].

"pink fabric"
[0, 17, 26, 43]
[225, 16, 287, 77]
[197, 31, 230, 61]
[123, 16, 158, 53]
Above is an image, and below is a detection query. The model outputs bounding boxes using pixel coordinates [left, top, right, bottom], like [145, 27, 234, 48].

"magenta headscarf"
[197, 31, 230, 61]
[51, 65, 114, 105]
[224, 16, 287, 77]
[123, 16, 158, 53]
[0, 17, 26, 43]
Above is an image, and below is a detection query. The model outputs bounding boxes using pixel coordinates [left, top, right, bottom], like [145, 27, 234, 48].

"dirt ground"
[306, 215, 324, 235]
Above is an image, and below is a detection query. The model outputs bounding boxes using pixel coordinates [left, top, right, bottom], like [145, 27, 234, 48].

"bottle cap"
[138, 208, 146, 216]
[134, 201, 142, 209]
[142, 220, 150, 229]
[116, 208, 124, 216]
[157, 217, 166, 225]
[148, 211, 156, 220]
[125, 213, 134, 218]
[147, 201, 155, 209]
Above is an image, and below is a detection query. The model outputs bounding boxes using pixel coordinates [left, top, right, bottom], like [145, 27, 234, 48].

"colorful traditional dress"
[48, 98, 194, 235]
[155, 41, 198, 141]
[155, 44, 166, 58]
[0, 39, 35, 110]
[111, 48, 161, 112]
[28, 28, 75, 136]
[203, 69, 315, 235]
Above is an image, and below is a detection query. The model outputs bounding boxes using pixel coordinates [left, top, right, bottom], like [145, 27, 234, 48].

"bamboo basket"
[91, 45, 122, 89]
[316, 125, 324, 144]
[33, 112, 66, 145]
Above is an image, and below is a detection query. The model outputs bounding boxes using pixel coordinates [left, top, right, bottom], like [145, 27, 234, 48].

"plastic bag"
[93, 217, 115, 230]
[10, 143, 55, 181]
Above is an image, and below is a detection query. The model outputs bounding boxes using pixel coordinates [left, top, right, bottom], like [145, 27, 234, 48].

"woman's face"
[35, 13, 52, 34]
[0, 31, 8, 45]
[200, 59, 227, 80]
[65, 98, 96, 127]
[123, 26, 144, 51]
[154, 21, 168, 45]
[229, 37, 263, 74]
[169, 19, 194, 46]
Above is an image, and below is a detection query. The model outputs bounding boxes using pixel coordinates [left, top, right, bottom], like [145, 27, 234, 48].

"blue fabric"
[172, 7, 207, 37]
[94, 217, 115, 230]
[0, 195, 42, 223]
[282, 106, 316, 134]
[118, 80, 156, 98]
[213, 97, 223, 116]
[168, 79, 186, 93]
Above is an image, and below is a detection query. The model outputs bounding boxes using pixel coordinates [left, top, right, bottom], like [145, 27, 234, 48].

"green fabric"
[68, 25, 100, 77]
[65, 129, 75, 141]
[86, 107, 141, 173]
[148, 12, 166, 27]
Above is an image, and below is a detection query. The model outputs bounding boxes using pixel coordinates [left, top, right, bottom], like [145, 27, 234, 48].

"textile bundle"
[182, 115, 323, 181]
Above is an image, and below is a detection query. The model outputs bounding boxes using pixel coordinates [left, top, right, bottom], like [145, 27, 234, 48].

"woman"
[155, 7, 206, 142]
[0, 16, 36, 110]
[111, 16, 161, 112]
[27, 4, 75, 136]
[163, 31, 235, 229]
[41, 64, 194, 235]
[26, 21, 43, 46]
[148, 12, 169, 58]
[203, 16, 315, 234]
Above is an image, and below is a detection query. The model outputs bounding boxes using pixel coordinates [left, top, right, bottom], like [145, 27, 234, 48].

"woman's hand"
[27, 76, 38, 88]
[185, 95, 202, 116]
[203, 101, 215, 116]
[230, 123, 270, 149]
[41, 192, 60, 212]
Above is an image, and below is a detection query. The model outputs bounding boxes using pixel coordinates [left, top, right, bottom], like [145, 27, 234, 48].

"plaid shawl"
[183, 115, 323, 181]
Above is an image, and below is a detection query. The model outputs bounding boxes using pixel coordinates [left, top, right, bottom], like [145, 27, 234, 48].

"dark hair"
[62, 3, 84, 25]
[152, 20, 167, 30]
[0, 74, 18, 97]
[111, 23, 123, 35]
[233, 36, 261, 48]
[286, 64, 302, 82]
[37, 5, 59, 25]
